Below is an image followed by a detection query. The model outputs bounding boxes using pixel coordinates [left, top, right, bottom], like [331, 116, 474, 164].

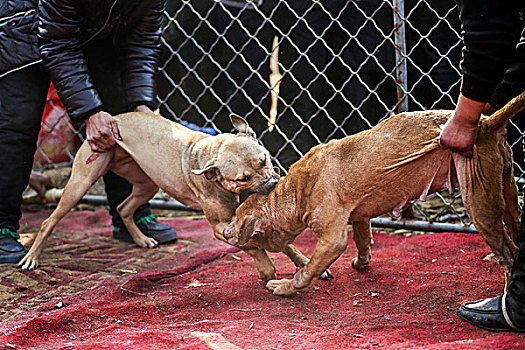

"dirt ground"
[1, 207, 525, 349]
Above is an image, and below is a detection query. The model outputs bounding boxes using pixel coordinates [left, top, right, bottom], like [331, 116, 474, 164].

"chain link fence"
[33, 0, 525, 232]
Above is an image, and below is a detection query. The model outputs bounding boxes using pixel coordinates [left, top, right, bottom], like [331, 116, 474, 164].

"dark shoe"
[112, 214, 178, 244]
[0, 228, 27, 264]
[458, 294, 525, 332]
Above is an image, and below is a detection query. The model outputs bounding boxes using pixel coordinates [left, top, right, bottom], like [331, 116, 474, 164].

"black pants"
[508, 202, 525, 308]
[0, 42, 151, 231]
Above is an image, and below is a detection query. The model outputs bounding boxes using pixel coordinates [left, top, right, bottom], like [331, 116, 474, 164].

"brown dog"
[18, 113, 281, 270]
[223, 92, 525, 296]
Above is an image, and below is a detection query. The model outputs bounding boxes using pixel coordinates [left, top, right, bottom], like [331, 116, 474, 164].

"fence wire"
[34, 0, 525, 231]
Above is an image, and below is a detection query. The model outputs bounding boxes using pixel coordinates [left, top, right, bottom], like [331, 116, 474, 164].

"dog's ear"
[238, 215, 257, 246]
[192, 161, 220, 181]
[230, 114, 257, 140]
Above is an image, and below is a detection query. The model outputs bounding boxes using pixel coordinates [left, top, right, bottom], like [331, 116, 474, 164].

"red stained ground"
[2, 210, 525, 349]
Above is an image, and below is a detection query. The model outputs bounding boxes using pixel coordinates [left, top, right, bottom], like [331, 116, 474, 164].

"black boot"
[0, 228, 27, 264]
[112, 214, 178, 244]
[458, 293, 525, 332]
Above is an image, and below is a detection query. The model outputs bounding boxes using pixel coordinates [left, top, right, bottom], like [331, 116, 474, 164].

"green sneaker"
[112, 215, 178, 244]
[0, 228, 27, 264]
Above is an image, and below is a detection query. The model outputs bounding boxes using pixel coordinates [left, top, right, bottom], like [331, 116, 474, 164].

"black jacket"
[1, 0, 165, 122]
[0, 0, 41, 77]
[456, 0, 525, 104]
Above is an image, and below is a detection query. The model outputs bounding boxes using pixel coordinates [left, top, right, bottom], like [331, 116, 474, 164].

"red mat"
[2, 210, 525, 349]
[0, 209, 237, 331]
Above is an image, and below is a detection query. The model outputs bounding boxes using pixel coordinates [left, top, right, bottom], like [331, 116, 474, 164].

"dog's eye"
[237, 175, 252, 182]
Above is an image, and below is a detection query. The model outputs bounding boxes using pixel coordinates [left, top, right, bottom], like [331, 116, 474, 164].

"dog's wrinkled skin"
[19, 113, 281, 270]
[224, 92, 525, 296]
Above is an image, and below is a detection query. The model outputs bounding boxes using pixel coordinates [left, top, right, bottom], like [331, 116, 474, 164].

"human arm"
[455, 0, 521, 103]
[118, 0, 166, 113]
[439, 0, 522, 156]
[37, 0, 119, 151]
[28, 171, 54, 203]
[37, 0, 104, 123]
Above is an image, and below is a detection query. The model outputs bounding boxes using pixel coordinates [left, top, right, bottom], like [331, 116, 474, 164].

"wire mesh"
[35, 0, 524, 230]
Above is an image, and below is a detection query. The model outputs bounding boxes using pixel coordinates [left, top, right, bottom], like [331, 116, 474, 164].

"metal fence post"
[393, 0, 408, 113]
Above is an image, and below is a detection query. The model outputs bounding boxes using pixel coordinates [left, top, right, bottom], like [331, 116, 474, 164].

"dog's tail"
[486, 91, 525, 132]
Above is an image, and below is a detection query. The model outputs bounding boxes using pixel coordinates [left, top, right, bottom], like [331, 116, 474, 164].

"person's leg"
[0, 64, 49, 263]
[457, 206, 525, 332]
[457, 25, 525, 332]
[507, 207, 525, 303]
[457, 141, 525, 332]
[82, 40, 177, 243]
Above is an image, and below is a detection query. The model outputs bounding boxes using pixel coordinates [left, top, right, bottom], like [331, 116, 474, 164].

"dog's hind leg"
[455, 153, 518, 290]
[112, 159, 159, 248]
[350, 219, 372, 270]
[19, 144, 112, 270]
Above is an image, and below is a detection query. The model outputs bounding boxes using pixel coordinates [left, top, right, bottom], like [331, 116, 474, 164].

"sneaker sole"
[0, 251, 27, 264]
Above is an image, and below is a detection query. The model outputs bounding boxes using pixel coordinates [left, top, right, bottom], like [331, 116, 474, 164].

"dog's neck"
[188, 136, 221, 166]
[264, 172, 308, 238]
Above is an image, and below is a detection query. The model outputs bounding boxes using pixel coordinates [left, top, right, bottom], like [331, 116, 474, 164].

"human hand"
[134, 104, 154, 114]
[482, 103, 497, 115]
[439, 94, 485, 157]
[28, 171, 54, 203]
[85, 111, 121, 152]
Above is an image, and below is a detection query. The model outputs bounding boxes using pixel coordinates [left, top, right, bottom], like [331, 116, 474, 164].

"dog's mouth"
[260, 177, 279, 194]
[239, 176, 279, 202]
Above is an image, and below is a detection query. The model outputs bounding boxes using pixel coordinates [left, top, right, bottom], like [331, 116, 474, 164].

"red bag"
[34, 83, 81, 166]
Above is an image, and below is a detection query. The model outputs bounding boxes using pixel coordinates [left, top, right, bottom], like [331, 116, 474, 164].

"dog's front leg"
[282, 244, 333, 280]
[267, 220, 348, 296]
[212, 223, 277, 280]
[210, 218, 276, 281]
[243, 248, 277, 281]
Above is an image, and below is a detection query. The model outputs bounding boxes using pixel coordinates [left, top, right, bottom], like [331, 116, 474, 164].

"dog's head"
[222, 193, 273, 248]
[192, 114, 280, 196]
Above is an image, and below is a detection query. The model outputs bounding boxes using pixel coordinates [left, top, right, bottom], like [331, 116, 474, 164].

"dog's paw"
[483, 253, 498, 262]
[351, 256, 370, 270]
[320, 268, 333, 280]
[266, 279, 296, 296]
[18, 255, 39, 270]
[134, 236, 158, 249]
